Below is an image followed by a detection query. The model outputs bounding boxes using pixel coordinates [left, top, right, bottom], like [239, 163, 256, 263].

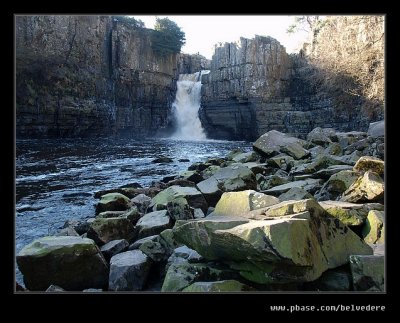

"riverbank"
[16, 122, 385, 292]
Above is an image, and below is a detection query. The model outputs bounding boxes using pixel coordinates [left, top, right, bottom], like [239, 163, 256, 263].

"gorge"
[16, 16, 384, 140]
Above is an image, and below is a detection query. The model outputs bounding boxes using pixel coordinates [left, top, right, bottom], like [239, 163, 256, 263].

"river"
[15, 137, 252, 286]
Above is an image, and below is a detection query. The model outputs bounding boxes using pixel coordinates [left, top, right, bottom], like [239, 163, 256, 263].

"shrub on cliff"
[151, 17, 186, 56]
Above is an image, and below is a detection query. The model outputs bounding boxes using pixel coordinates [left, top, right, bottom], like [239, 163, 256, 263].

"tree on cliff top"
[151, 17, 186, 56]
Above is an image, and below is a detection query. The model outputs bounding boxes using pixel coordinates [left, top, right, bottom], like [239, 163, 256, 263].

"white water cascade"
[170, 71, 209, 140]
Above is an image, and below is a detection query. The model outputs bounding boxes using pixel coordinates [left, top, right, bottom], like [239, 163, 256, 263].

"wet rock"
[135, 210, 172, 239]
[152, 157, 173, 163]
[87, 217, 135, 246]
[95, 193, 131, 215]
[131, 194, 152, 214]
[100, 239, 129, 262]
[17, 236, 109, 291]
[108, 250, 152, 291]
[349, 255, 384, 291]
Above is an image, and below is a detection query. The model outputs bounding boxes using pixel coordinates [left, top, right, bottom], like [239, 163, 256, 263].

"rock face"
[16, 16, 179, 138]
[200, 35, 382, 140]
[16, 236, 109, 291]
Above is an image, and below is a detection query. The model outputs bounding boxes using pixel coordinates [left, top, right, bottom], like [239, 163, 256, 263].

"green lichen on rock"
[87, 217, 135, 246]
[95, 193, 131, 214]
[362, 210, 384, 244]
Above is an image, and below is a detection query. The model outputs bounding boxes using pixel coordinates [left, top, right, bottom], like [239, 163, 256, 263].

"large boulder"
[253, 130, 310, 160]
[87, 218, 135, 246]
[367, 120, 384, 138]
[182, 280, 255, 292]
[135, 210, 172, 239]
[100, 239, 129, 262]
[17, 236, 109, 291]
[349, 255, 384, 291]
[173, 199, 372, 284]
[197, 165, 257, 206]
[289, 155, 345, 176]
[213, 190, 280, 216]
[278, 187, 313, 201]
[108, 250, 152, 291]
[362, 210, 385, 244]
[353, 156, 384, 176]
[340, 171, 384, 203]
[95, 193, 131, 215]
[307, 127, 338, 146]
[316, 170, 359, 201]
[131, 194, 152, 214]
[161, 262, 238, 292]
[319, 201, 370, 226]
[150, 185, 208, 213]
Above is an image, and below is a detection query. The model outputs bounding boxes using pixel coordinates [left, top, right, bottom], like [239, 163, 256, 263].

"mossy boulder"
[319, 201, 369, 226]
[182, 280, 255, 292]
[316, 170, 359, 201]
[341, 171, 384, 203]
[307, 127, 338, 146]
[100, 239, 129, 262]
[150, 185, 207, 213]
[213, 190, 280, 217]
[161, 262, 238, 292]
[362, 210, 385, 244]
[353, 156, 384, 176]
[87, 217, 135, 246]
[16, 236, 109, 291]
[95, 193, 131, 215]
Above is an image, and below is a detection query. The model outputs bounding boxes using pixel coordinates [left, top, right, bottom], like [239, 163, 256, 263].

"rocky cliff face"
[177, 53, 210, 74]
[200, 34, 382, 141]
[16, 16, 179, 138]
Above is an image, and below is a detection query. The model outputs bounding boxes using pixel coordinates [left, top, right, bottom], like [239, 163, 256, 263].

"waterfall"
[170, 71, 209, 140]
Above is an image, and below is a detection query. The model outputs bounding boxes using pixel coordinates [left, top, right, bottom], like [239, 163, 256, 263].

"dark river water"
[15, 137, 252, 286]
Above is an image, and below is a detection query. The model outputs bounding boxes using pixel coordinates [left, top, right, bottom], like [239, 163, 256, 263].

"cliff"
[16, 16, 179, 138]
[200, 18, 384, 141]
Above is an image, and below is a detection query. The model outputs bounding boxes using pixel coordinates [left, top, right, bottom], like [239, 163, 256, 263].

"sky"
[131, 15, 310, 59]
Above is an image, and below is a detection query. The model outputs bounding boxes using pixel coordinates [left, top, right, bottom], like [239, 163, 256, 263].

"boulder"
[312, 165, 353, 179]
[336, 131, 367, 149]
[150, 185, 208, 213]
[324, 142, 342, 156]
[131, 194, 152, 213]
[232, 151, 258, 163]
[165, 245, 204, 273]
[290, 155, 345, 176]
[119, 207, 141, 224]
[95, 193, 131, 215]
[138, 238, 168, 262]
[179, 170, 204, 184]
[307, 127, 338, 146]
[62, 220, 91, 235]
[100, 239, 129, 262]
[188, 162, 210, 171]
[213, 190, 280, 216]
[55, 227, 79, 237]
[316, 170, 359, 201]
[135, 210, 172, 239]
[253, 130, 310, 160]
[151, 156, 173, 163]
[96, 211, 126, 219]
[182, 280, 255, 292]
[16, 236, 109, 291]
[367, 120, 384, 138]
[319, 201, 369, 226]
[166, 197, 193, 220]
[201, 165, 221, 179]
[353, 156, 384, 176]
[340, 171, 384, 203]
[362, 210, 384, 244]
[278, 187, 313, 201]
[161, 262, 238, 292]
[263, 178, 322, 196]
[129, 235, 159, 250]
[349, 255, 384, 291]
[197, 165, 257, 206]
[173, 199, 372, 284]
[338, 150, 363, 165]
[159, 229, 182, 254]
[267, 154, 295, 171]
[108, 250, 152, 291]
[87, 218, 135, 246]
